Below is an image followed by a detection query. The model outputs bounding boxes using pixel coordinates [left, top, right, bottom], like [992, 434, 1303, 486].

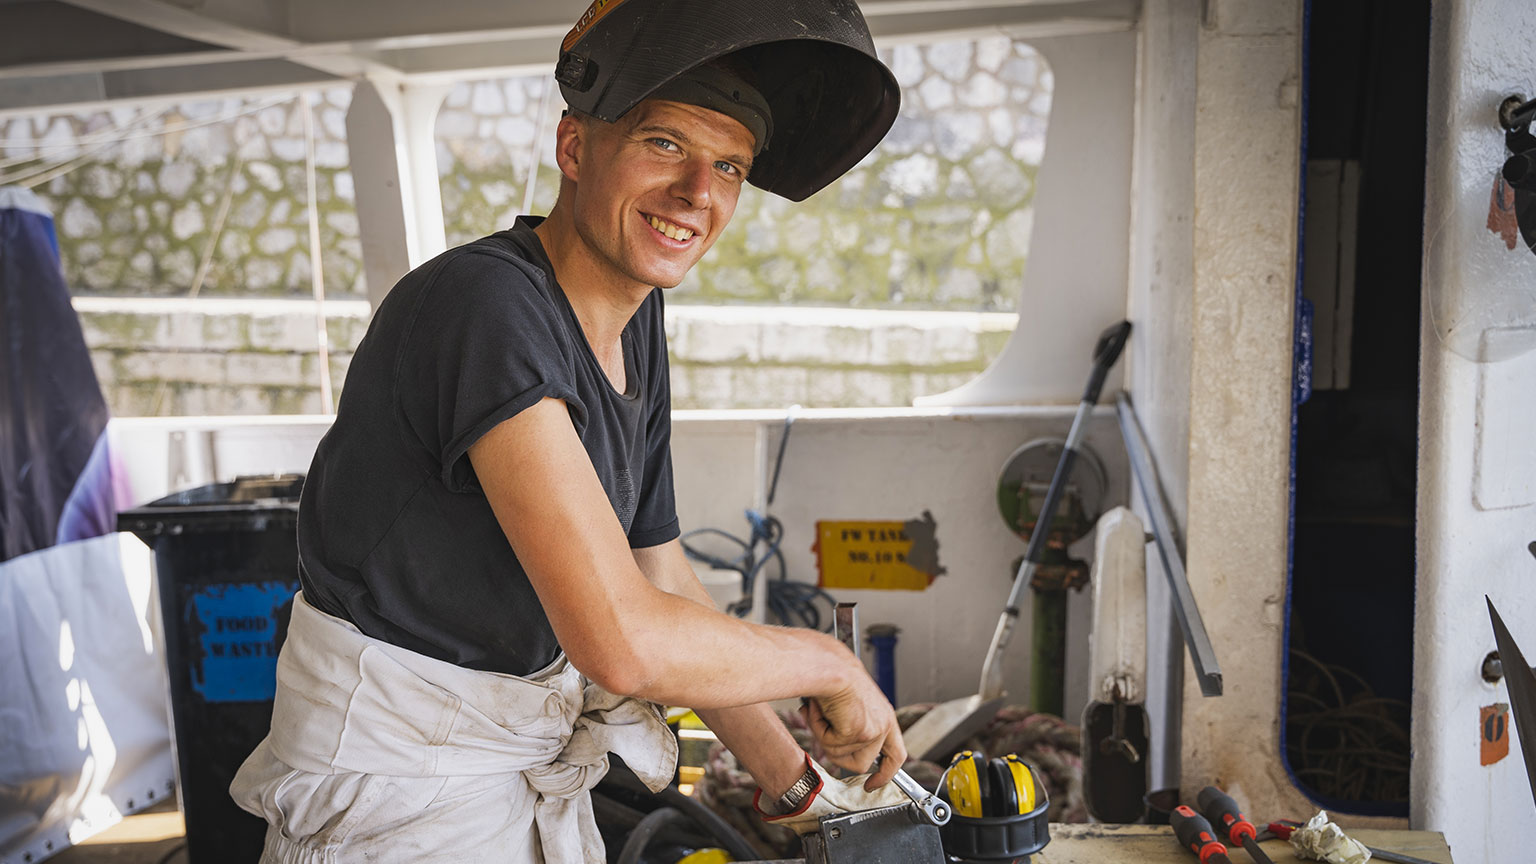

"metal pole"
[1115, 391, 1223, 697]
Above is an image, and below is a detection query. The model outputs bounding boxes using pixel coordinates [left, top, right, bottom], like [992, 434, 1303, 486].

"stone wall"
[77, 299, 1016, 416]
[437, 35, 1052, 311]
[7, 91, 365, 300]
[76, 297, 365, 416]
[12, 33, 1049, 413]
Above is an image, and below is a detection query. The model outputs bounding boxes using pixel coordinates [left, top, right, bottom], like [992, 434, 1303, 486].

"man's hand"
[801, 676, 907, 791]
[754, 756, 910, 834]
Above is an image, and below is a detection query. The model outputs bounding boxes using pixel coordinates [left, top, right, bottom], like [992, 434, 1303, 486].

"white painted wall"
[1414, 1, 1536, 860]
[673, 408, 1129, 717]
[111, 409, 1130, 726]
[918, 29, 1136, 407]
[110, 416, 331, 505]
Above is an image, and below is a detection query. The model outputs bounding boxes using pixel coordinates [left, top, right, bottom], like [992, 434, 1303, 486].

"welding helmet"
[555, 0, 901, 201]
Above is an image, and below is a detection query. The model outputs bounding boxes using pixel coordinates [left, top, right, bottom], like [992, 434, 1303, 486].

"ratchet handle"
[883, 761, 951, 825]
[898, 771, 951, 826]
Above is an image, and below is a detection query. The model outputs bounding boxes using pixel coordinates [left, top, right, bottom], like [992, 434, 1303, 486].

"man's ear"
[553, 114, 586, 183]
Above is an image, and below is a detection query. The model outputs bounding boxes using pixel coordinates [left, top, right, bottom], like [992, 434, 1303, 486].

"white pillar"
[1414, 2, 1536, 861]
[345, 78, 452, 310]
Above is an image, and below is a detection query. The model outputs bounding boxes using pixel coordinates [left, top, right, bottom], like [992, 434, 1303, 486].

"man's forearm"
[635, 541, 813, 798]
[695, 702, 808, 800]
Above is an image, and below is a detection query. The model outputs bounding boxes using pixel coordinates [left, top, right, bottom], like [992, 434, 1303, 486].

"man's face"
[563, 99, 755, 291]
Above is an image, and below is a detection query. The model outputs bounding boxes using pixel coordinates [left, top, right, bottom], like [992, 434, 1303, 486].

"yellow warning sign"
[813, 517, 942, 591]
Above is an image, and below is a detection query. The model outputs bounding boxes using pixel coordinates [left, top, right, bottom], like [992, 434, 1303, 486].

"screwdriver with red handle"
[1196, 786, 1273, 864]
[1170, 804, 1233, 864]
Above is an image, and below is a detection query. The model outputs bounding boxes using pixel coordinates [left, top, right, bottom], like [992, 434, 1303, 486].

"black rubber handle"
[1197, 785, 1257, 845]
[1083, 320, 1133, 403]
[1171, 805, 1228, 863]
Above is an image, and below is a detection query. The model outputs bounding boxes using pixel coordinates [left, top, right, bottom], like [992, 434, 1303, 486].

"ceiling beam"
[285, 0, 1135, 44]
[0, 58, 339, 118]
[4, 0, 1138, 115]
[0, 2, 219, 68]
[316, 0, 1138, 81]
[869, 0, 1138, 40]
[54, 0, 378, 78]
[56, 0, 296, 52]
[287, 0, 568, 44]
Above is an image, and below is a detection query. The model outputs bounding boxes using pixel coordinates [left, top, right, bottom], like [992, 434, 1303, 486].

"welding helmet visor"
[556, 0, 900, 201]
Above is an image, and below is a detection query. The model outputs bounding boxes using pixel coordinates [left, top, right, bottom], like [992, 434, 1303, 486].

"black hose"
[655, 786, 760, 862]
[592, 788, 652, 828]
[592, 789, 715, 849]
[616, 806, 691, 864]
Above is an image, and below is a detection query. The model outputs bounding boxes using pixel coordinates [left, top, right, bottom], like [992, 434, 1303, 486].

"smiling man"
[230, 1, 903, 861]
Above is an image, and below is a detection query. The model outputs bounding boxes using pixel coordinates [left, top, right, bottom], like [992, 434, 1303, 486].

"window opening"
[435, 35, 1054, 409]
[1285, 0, 1428, 817]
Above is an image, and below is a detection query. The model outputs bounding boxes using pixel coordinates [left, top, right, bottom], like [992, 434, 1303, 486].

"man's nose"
[670, 158, 713, 208]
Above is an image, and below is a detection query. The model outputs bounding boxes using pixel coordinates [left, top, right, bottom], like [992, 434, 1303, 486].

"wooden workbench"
[1037, 824, 1452, 863]
[744, 823, 1454, 863]
[62, 809, 1453, 864]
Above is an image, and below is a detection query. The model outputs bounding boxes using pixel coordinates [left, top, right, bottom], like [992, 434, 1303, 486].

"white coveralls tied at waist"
[230, 591, 678, 863]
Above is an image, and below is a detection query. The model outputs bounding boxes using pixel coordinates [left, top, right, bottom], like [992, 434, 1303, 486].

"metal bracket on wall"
[1115, 391, 1223, 697]
[1499, 94, 1536, 133]
[1497, 94, 1536, 258]
[168, 428, 219, 493]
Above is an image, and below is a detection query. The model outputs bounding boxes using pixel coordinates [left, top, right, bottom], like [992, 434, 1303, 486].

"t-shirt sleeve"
[627, 292, 680, 548]
[396, 249, 585, 493]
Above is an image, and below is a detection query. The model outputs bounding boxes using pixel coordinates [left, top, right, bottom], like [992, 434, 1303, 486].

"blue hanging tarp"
[0, 186, 117, 562]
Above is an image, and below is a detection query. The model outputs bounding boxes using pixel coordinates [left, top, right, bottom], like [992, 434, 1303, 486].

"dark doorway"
[1285, 0, 1429, 817]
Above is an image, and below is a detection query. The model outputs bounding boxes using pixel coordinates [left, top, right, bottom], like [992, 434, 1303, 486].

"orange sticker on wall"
[813, 512, 945, 591]
[1481, 703, 1510, 766]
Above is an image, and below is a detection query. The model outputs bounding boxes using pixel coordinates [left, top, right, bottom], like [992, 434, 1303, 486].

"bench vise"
[801, 802, 947, 864]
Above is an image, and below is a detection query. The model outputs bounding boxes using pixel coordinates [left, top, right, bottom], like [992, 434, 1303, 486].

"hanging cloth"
[0, 186, 118, 561]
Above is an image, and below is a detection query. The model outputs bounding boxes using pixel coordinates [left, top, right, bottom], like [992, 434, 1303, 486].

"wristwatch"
[777, 758, 821, 813]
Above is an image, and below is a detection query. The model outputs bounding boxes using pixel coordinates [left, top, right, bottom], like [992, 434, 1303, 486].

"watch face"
[781, 763, 819, 809]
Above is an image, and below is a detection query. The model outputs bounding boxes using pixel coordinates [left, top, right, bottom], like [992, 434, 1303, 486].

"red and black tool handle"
[1171, 804, 1232, 864]
[1197, 786, 1273, 864]
[1197, 786, 1255, 843]
[1265, 820, 1299, 841]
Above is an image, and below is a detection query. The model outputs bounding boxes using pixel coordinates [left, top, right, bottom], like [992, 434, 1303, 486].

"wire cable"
[681, 510, 837, 631]
[0, 95, 297, 189]
[0, 94, 293, 150]
[1285, 648, 1410, 804]
[680, 408, 838, 630]
[0, 104, 172, 168]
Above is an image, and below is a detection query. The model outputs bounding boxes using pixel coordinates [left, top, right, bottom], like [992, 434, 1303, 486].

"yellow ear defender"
[942, 751, 1040, 819]
[943, 750, 990, 818]
[992, 753, 1037, 815]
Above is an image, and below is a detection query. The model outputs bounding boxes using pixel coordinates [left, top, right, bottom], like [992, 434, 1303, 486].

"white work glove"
[752, 755, 910, 835]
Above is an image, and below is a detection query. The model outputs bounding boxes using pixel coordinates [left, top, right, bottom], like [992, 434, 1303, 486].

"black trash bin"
[118, 474, 304, 864]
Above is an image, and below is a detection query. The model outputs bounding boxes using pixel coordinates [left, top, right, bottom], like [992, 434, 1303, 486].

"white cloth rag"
[230, 591, 677, 863]
[1290, 810, 1372, 864]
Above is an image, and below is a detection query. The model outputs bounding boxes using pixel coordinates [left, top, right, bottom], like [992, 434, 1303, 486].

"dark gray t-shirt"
[297, 217, 679, 676]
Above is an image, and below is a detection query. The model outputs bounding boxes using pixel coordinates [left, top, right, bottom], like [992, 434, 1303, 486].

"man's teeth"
[648, 216, 694, 241]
